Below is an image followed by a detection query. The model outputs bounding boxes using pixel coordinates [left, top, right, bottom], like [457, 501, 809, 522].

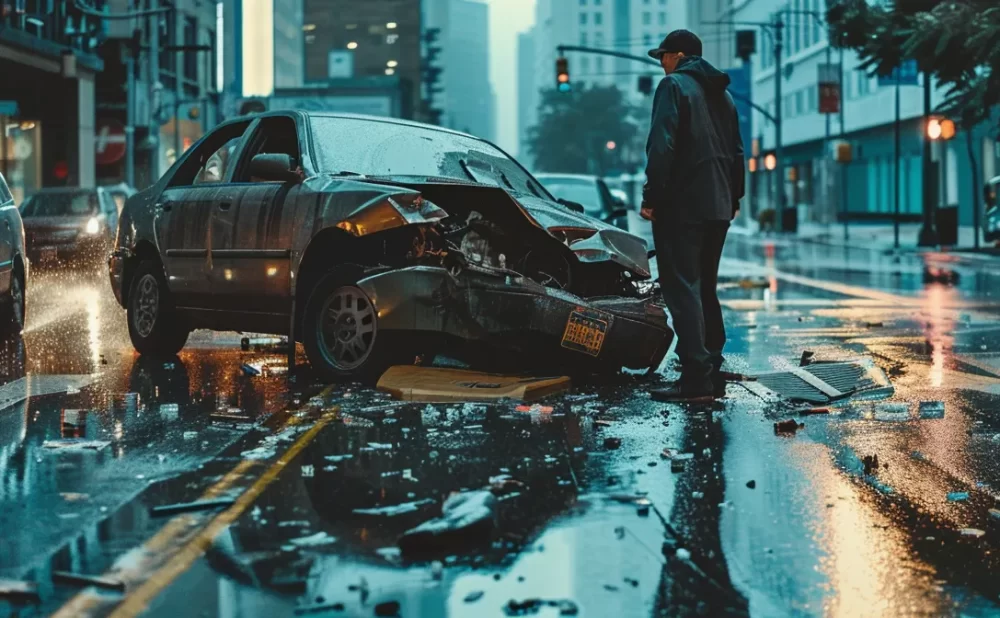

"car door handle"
[218, 201, 232, 211]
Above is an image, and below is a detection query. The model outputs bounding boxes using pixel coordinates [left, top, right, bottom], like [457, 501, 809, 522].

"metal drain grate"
[754, 361, 889, 404]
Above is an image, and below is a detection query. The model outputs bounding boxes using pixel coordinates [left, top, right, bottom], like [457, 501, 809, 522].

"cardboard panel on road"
[377, 366, 571, 403]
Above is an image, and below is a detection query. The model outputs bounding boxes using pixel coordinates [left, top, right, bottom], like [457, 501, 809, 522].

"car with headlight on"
[109, 111, 672, 380]
[21, 187, 118, 267]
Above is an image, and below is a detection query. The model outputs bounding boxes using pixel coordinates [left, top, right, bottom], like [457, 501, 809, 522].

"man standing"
[641, 30, 745, 403]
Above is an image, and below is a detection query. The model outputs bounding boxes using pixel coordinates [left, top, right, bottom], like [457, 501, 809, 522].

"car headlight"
[85, 217, 101, 235]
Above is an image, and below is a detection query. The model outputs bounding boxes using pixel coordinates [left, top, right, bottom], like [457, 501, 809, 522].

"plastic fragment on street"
[515, 404, 553, 413]
[42, 439, 110, 451]
[918, 401, 946, 419]
[377, 365, 571, 402]
[51, 571, 125, 591]
[288, 532, 337, 547]
[323, 454, 354, 462]
[399, 490, 497, 555]
[773, 419, 804, 435]
[946, 492, 969, 502]
[150, 498, 235, 517]
[353, 499, 436, 517]
[960, 528, 986, 538]
[988, 509, 1000, 520]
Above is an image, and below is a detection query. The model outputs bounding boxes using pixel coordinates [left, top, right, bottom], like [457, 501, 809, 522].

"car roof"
[229, 110, 481, 141]
[534, 173, 600, 181]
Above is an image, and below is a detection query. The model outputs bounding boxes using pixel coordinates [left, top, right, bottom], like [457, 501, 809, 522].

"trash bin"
[781, 207, 799, 233]
[936, 205, 958, 246]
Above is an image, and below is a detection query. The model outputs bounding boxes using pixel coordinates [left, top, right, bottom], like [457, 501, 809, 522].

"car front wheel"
[1, 271, 25, 337]
[302, 273, 407, 383]
[127, 261, 189, 358]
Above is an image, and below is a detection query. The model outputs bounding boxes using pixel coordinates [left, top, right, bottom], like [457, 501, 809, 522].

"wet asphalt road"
[1, 228, 1000, 617]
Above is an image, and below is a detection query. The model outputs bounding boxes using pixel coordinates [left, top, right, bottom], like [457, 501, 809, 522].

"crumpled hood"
[674, 56, 730, 93]
[514, 194, 651, 278]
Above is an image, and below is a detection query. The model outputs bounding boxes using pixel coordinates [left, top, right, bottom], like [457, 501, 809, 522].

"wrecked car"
[109, 111, 673, 379]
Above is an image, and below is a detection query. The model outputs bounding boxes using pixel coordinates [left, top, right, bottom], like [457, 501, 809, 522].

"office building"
[517, 28, 537, 158]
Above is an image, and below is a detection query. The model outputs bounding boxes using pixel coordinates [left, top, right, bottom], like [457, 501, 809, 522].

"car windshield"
[536, 177, 604, 216]
[309, 117, 550, 198]
[20, 191, 98, 217]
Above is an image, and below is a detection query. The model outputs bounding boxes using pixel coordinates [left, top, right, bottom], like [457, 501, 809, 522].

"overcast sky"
[488, 0, 536, 155]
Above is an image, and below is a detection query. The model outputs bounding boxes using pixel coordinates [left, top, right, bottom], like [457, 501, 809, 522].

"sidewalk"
[732, 220, 1000, 262]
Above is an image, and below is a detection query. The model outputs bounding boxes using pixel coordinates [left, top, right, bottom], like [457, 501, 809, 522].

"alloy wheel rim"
[134, 274, 159, 338]
[319, 286, 377, 371]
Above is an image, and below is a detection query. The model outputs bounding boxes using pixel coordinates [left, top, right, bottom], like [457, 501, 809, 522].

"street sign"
[878, 59, 919, 86]
[0, 101, 18, 116]
[817, 63, 841, 114]
[95, 118, 127, 166]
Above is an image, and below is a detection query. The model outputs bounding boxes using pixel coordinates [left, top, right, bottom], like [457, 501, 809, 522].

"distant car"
[109, 111, 671, 380]
[21, 187, 119, 267]
[101, 182, 138, 216]
[534, 173, 628, 230]
[0, 173, 27, 335]
[984, 175, 1000, 245]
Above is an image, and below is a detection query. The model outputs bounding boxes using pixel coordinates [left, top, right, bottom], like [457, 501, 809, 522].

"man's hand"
[640, 206, 656, 222]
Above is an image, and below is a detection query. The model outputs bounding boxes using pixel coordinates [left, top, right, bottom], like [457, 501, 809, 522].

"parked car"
[109, 111, 672, 380]
[21, 187, 118, 267]
[984, 175, 1000, 245]
[534, 173, 628, 230]
[0, 173, 27, 335]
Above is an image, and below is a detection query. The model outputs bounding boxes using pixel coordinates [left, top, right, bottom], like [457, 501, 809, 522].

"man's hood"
[674, 56, 730, 93]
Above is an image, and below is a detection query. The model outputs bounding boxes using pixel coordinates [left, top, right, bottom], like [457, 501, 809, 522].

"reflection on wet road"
[1, 237, 1000, 617]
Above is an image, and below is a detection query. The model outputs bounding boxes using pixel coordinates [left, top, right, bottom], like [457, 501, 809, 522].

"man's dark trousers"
[652, 217, 730, 389]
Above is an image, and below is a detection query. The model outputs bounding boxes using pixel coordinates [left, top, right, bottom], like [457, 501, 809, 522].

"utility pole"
[918, 73, 938, 246]
[773, 15, 786, 231]
[839, 47, 847, 242]
[893, 70, 901, 250]
[148, 0, 161, 182]
[125, 31, 138, 188]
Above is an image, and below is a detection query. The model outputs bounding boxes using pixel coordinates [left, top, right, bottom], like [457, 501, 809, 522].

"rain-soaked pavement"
[2, 230, 1000, 617]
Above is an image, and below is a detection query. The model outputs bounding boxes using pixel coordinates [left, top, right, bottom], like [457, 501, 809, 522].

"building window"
[579, 0, 585, 4]
[580, 32, 588, 45]
[581, 57, 590, 74]
[658, 12, 666, 26]
[596, 56, 604, 72]
[659, 0, 666, 4]
[643, 0, 650, 4]
[580, 12, 588, 25]
[595, 32, 604, 46]
[642, 12, 651, 25]
[795, 90, 804, 115]
[594, 12, 602, 25]
[643, 33, 653, 46]
[183, 16, 198, 83]
[807, 86, 817, 111]
[158, 15, 176, 77]
[594, 0, 601, 4]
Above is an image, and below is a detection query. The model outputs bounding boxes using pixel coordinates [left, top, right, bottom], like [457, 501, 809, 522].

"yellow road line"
[108, 407, 339, 618]
[52, 388, 338, 618]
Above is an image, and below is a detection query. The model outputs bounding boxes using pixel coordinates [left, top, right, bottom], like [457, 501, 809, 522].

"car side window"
[166, 121, 252, 188]
[194, 137, 241, 185]
[232, 116, 301, 183]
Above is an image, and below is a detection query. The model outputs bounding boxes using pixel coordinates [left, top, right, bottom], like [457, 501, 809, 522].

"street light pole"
[839, 47, 847, 242]
[773, 15, 786, 231]
[148, 0, 161, 182]
[918, 73, 939, 246]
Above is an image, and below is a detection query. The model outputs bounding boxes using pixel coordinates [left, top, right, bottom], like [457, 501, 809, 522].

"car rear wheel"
[302, 273, 408, 383]
[127, 261, 189, 358]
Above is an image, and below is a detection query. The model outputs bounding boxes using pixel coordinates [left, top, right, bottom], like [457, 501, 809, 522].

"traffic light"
[736, 30, 756, 62]
[556, 57, 571, 92]
[638, 75, 653, 95]
[927, 116, 955, 141]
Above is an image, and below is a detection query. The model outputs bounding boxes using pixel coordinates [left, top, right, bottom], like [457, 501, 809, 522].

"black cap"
[648, 29, 702, 59]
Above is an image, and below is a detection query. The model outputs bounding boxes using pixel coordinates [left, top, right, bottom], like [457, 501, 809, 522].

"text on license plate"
[561, 310, 611, 357]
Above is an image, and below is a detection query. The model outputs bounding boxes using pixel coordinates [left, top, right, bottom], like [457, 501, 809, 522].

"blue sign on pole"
[878, 59, 919, 87]
[726, 65, 752, 152]
[0, 101, 18, 116]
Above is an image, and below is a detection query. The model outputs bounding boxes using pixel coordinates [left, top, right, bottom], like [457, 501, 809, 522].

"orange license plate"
[561, 309, 611, 357]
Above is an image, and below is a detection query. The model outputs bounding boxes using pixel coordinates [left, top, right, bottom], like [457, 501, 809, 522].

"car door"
[209, 115, 301, 318]
[154, 121, 253, 309]
[0, 175, 14, 296]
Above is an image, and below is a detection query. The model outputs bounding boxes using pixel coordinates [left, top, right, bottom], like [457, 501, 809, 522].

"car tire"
[127, 260, 189, 358]
[302, 272, 409, 383]
[1, 271, 25, 337]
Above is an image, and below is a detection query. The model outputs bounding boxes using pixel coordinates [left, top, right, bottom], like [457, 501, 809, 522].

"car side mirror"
[249, 153, 301, 183]
[603, 208, 628, 222]
[557, 198, 585, 214]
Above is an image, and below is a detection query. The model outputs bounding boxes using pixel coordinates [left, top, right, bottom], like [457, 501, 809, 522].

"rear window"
[21, 191, 98, 217]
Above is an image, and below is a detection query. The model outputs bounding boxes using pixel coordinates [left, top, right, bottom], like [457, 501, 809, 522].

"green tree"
[827, 0, 1000, 128]
[526, 85, 643, 175]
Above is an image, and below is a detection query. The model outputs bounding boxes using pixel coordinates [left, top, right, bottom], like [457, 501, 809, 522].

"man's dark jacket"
[643, 56, 745, 221]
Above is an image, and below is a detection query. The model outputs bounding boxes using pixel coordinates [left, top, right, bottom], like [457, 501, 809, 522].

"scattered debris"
[960, 528, 986, 538]
[464, 590, 484, 603]
[378, 366, 571, 402]
[946, 492, 969, 502]
[865, 322, 884, 328]
[0, 579, 40, 603]
[603, 437, 622, 450]
[294, 602, 346, 615]
[636, 498, 651, 517]
[183, 431, 198, 440]
[42, 439, 111, 451]
[431, 560, 444, 580]
[324, 454, 354, 463]
[52, 571, 125, 592]
[862, 455, 880, 475]
[746, 480, 756, 489]
[301, 465, 315, 478]
[60, 492, 89, 502]
[871, 402, 910, 421]
[211, 409, 254, 428]
[150, 498, 235, 517]
[374, 600, 401, 617]
[399, 490, 497, 555]
[671, 459, 686, 473]
[773, 419, 804, 435]
[241, 363, 261, 377]
[988, 509, 1000, 520]
[288, 532, 337, 547]
[363, 442, 394, 451]
[515, 404, 553, 414]
[692, 492, 704, 500]
[799, 351, 815, 367]
[796, 407, 831, 416]
[919, 401, 946, 419]
[353, 499, 436, 517]
[594, 419, 613, 428]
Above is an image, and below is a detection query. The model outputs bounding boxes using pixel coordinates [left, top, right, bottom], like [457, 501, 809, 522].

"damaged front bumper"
[357, 266, 673, 371]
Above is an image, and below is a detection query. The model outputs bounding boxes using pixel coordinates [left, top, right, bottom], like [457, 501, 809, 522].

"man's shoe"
[650, 385, 716, 404]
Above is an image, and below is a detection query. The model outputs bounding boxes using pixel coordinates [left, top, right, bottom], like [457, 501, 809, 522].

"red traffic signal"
[556, 57, 570, 91]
